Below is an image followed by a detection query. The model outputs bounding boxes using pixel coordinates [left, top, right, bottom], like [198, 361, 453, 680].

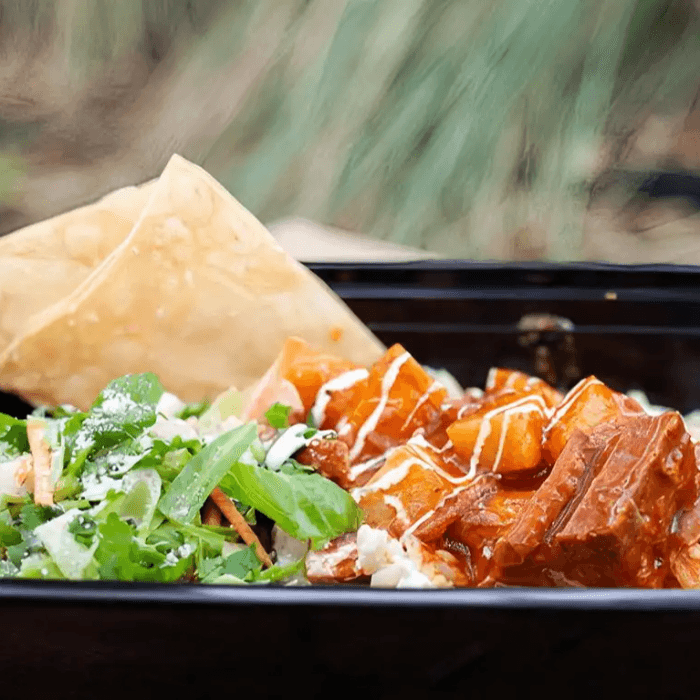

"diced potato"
[340, 344, 447, 464]
[485, 367, 563, 408]
[447, 392, 546, 475]
[353, 442, 463, 539]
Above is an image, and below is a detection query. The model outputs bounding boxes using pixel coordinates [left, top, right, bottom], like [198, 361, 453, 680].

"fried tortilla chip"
[0, 180, 157, 352]
[0, 155, 384, 409]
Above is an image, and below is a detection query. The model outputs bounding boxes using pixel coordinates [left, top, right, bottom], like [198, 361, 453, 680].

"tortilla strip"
[26, 418, 53, 506]
[0, 154, 384, 409]
[211, 487, 273, 569]
[0, 180, 157, 353]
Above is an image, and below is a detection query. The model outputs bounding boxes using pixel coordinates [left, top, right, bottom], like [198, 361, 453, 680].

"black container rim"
[2, 579, 700, 611]
[306, 260, 700, 274]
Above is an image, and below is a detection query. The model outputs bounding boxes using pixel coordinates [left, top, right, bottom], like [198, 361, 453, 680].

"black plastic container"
[3, 261, 700, 698]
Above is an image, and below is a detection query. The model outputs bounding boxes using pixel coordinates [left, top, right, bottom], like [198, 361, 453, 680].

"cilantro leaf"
[93, 513, 192, 582]
[224, 545, 262, 578]
[0, 414, 28, 458]
[72, 373, 164, 455]
[0, 510, 21, 547]
[199, 545, 262, 583]
[67, 514, 98, 548]
[265, 403, 292, 430]
[19, 504, 60, 531]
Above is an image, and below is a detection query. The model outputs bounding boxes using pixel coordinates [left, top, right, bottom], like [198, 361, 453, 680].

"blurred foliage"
[0, 0, 700, 260]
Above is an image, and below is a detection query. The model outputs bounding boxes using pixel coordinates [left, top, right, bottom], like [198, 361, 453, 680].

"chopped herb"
[264, 403, 292, 429]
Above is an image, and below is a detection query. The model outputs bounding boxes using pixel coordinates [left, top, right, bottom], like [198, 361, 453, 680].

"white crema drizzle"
[399, 380, 442, 431]
[310, 368, 369, 428]
[348, 352, 411, 461]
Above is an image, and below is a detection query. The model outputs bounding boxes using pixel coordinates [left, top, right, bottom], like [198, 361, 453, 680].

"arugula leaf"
[0, 414, 28, 458]
[93, 373, 164, 412]
[219, 462, 363, 547]
[58, 499, 91, 510]
[54, 474, 82, 502]
[158, 424, 257, 524]
[120, 469, 161, 533]
[136, 437, 201, 485]
[265, 403, 292, 429]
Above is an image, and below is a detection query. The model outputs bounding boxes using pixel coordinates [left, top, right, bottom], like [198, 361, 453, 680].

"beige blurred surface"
[268, 218, 441, 262]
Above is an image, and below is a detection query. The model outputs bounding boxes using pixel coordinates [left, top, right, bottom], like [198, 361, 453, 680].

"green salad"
[0, 373, 362, 584]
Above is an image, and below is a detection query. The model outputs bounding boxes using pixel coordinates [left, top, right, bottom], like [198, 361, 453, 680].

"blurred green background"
[1, 0, 700, 262]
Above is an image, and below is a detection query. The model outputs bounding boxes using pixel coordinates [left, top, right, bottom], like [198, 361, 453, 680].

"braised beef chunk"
[296, 438, 354, 489]
[492, 425, 621, 572]
[541, 376, 643, 465]
[491, 412, 696, 587]
[306, 533, 361, 584]
[447, 482, 538, 583]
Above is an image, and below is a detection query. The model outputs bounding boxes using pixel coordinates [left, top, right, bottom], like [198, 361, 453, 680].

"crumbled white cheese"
[156, 392, 187, 420]
[34, 510, 98, 580]
[356, 525, 437, 589]
[81, 472, 123, 501]
[148, 416, 199, 443]
[272, 525, 309, 567]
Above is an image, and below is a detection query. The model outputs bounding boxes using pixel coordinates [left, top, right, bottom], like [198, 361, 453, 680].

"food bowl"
[3, 260, 700, 698]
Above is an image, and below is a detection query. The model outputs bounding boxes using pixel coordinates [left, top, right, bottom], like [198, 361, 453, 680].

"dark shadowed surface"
[0, 592, 698, 698]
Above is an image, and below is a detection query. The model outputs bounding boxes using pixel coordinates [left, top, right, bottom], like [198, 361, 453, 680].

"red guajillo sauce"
[275, 337, 700, 588]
